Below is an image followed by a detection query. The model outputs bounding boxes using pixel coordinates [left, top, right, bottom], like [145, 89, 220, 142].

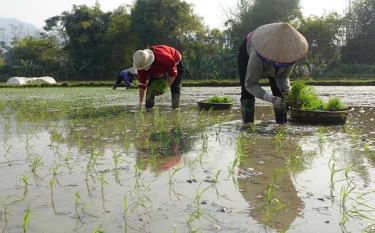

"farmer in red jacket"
[133, 45, 184, 109]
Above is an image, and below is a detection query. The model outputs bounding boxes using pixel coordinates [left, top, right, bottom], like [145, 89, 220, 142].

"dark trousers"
[171, 61, 184, 95]
[238, 38, 287, 124]
[145, 61, 184, 109]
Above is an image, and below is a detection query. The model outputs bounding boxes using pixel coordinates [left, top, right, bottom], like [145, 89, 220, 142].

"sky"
[0, 0, 349, 29]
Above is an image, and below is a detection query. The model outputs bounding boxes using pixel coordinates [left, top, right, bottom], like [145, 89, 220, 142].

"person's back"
[113, 67, 137, 89]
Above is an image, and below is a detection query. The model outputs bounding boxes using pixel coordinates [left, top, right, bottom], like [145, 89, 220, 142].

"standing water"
[0, 86, 374, 233]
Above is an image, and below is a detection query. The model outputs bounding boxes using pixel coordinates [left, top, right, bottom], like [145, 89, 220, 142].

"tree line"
[0, 0, 374, 81]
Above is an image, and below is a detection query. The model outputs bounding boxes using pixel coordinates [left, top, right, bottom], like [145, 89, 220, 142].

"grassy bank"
[0, 78, 374, 88]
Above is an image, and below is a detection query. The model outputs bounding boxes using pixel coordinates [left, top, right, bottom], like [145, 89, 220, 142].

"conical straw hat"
[133, 49, 155, 70]
[251, 22, 308, 63]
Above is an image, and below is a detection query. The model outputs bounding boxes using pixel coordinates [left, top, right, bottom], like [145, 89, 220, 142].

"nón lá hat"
[251, 22, 308, 63]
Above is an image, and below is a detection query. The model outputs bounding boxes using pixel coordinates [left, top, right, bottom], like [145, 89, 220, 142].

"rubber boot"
[171, 93, 180, 109]
[274, 107, 288, 124]
[145, 93, 156, 109]
[241, 98, 255, 124]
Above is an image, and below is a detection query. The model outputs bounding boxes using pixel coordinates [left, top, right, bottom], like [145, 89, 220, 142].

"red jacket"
[137, 45, 182, 89]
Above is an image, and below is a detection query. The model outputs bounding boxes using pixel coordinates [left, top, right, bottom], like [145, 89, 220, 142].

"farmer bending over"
[113, 67, 137, 89]
[133, 45, 184, 109]
[238, 22, 308, 127]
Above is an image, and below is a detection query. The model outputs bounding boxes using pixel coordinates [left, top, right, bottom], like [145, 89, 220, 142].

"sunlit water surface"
[0, 86, 374, 233]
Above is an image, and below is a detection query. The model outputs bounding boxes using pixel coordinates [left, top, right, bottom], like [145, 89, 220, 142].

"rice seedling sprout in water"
[21, 175, 29, 201]
[29, 153, 44, 183]
[99, 172, 108, 211]
[92, 225, 104, 233]
[23, 207, 31, 233]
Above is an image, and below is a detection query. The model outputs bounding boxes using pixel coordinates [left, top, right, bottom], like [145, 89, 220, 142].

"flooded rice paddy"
[0, 86, 374, 233]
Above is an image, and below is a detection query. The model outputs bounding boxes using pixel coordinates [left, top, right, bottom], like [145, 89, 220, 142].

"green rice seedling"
[212, 169, 221, 185]
[229, 132, 247, 177]
[343, 119, 362, 142]
[274, 126, 287, 148]
[92, 225, 104, 233]
[187, 185, 217, 231]
[263, 169, 287, 224]
[168, 166, 184, 201]
[0, 205, 9, 233]
[74, 191, 85, 220]
[127, 166, 152, 217]
[123, 193, 128, 218]
[21, 175, 29, 200]
[317, 127, 326, 153]
[63, 152, 73, 174]
[168, 166, 183, 186]
[112, 151, 122, 185]
[23, 207, 31, 233]
[339, 178, 356, 226]
[85, 173, 95, 199]
[123, 194, 131, 233]
[50, 177, 57, 214]
[29, 153, 44, 183]
[324, 97, 348, 111]
[328, 151, 345, 197]
[287, 81, 324, 110]
[99, 173, 108, 211]
[286, 153, 304, 174]
[205, 96, 234, 104]
[23, 124, 36, 159]
[265, 170, 279, 205]
[49, 163, 63, 186]
[49, 128, 65, 154]
[2, 118, 12, 164]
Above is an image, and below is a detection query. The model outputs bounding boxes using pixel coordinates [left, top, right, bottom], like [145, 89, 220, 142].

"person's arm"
[244, 48, 266, 100]
[275, 65, 294, 97]
[113, 74, 122, 89]
[137, 71, 148, 107]
[138, 87, 146, 108]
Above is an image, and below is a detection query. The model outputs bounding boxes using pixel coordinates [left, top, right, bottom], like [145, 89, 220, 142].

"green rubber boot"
[171, 93, 180, 109]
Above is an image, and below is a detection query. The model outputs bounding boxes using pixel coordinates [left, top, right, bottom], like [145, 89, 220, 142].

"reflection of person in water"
[135, 129, 193, 173]
[236, 135, 304, 231]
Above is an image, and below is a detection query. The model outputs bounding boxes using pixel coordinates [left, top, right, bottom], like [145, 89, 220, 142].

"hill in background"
[0, 17, 40, 45]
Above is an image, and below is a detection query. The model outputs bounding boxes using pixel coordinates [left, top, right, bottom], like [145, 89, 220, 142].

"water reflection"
[236, 134, 304, 232]
[135, 129, 195, 173]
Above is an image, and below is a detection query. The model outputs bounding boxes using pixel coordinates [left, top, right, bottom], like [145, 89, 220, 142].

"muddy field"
[0, 86, 374, 233]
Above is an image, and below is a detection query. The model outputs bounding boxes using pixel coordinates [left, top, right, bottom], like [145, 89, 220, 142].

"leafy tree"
[297, 13, 343, 68]
[342, 0, 375, 64]
[130, 0, 204, 49]
[104, 6, 135, 74]
[44, 3, 113, 79]
[5, 36, 62, 77]
[183, 29, 236, 79]
[227, 0, 302, 51]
